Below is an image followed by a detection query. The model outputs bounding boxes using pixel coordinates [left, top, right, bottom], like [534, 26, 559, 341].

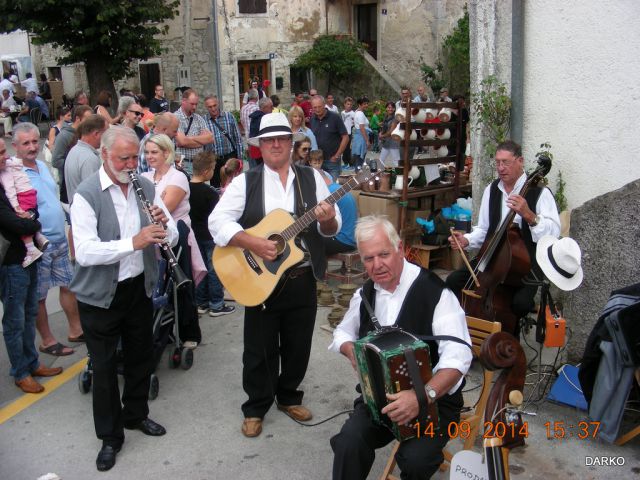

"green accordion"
[355, 327, 439, 441]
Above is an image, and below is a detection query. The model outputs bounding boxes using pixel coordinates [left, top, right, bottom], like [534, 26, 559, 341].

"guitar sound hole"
[268, 234, 286, 256]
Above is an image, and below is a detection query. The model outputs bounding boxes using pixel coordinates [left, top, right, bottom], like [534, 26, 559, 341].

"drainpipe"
[211, 0, 224, 102]
[510, 0, 524, 144]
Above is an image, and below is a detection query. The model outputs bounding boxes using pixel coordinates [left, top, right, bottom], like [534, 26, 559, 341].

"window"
[239, 0, 267, 14]
[289, 66, 309, 95]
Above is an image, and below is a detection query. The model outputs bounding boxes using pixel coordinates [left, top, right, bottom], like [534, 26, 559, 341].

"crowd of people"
[0, 80, 502, 478]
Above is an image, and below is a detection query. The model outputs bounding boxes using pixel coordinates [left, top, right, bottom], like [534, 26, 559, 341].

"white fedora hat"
[247, 112, 305, 146]
[536, 236, 584, 291]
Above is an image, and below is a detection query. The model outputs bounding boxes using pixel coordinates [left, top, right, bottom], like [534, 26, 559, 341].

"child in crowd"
[219, 157, 243, 195]
[188, 151, 235, 317]
[341, 97, 355, 168]
[369, 105, 381, 152]
[0, 156, 49, 267]
[307, 149, 333, 184]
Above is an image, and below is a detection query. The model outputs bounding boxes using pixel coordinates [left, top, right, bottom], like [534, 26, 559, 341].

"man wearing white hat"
[447, 140, 561, 335]
[209, 112, 342, 438]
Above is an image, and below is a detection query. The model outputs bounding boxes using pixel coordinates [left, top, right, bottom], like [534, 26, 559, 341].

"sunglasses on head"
[128, 110, 143, 116]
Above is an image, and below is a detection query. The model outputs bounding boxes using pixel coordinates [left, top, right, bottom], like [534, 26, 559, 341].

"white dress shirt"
[329, 260, 472, 394]
[209, 164, 342, 247]
[71, 166, 178, 282]
[465, 173, 560, 250]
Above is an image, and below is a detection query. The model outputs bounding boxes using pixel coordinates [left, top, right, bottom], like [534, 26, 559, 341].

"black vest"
[238, 163, 327, 279]
[357, 268, 464, 403]
[358, 269, 445, 371]
[487, 179, 544, 278]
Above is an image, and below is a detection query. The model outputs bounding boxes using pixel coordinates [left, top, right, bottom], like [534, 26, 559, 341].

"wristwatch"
[529, 214, 541, 227]
[425, 384, 437, 404]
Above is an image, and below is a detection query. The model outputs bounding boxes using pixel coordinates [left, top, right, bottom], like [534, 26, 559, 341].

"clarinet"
[128, 171, 191, 289]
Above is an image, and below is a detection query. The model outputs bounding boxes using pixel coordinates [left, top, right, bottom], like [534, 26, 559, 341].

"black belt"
[287, 265, 312, 279]
[119, 273, 144, 285]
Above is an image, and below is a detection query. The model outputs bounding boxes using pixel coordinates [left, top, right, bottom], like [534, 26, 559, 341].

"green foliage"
[554, 171, 568, 212]
[231, 109, 241, 126]
[472, 75, 512, 160]
[0, 0, 179, 86]
[292, 35, 366, 91]
[364, 99, 386, 119]
[421, 6, 469, 96]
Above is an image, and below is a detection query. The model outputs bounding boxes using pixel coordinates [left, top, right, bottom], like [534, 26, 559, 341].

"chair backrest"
[29, 106, 42, 125]
[466, 315, 502, 357]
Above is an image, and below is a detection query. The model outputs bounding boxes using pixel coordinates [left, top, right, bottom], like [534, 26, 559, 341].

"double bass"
[461, 156, 552, 335]
[480, 332, 528, 480]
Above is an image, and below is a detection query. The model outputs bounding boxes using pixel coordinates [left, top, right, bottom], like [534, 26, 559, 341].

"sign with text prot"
[450, 450, 489, 480]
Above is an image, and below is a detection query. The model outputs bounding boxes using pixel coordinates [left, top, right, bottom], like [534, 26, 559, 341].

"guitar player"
[209, 112, 342, 438]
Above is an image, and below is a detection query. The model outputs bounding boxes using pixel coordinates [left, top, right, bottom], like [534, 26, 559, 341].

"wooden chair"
[380, 316, 502, 480]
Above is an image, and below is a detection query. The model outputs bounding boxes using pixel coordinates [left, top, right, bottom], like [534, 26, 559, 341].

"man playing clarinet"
[69, 126, 178, 472]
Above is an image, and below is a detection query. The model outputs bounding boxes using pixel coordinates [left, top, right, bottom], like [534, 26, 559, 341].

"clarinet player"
[69, 126, 178, 472]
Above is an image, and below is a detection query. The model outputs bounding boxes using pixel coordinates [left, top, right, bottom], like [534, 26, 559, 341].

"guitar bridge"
[243, 249, 263, 275]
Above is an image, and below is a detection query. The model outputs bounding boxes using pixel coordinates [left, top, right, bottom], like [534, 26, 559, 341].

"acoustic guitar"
[212, 167, 374, 306]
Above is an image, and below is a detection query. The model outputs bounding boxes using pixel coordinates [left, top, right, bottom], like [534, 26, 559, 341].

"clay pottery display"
[437, 145, 449, 157]
[327, 306, 346, 328]
[378, 172, 391, 192]
[391, 124, 417, 142]
[411, 108, 427, 123]
[421, 128, 436, 140]
[436, 128, 451, 140]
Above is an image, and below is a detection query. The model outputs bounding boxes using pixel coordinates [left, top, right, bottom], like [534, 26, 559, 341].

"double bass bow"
[461, 155, 552, 335]
[480, 332, 528, 480]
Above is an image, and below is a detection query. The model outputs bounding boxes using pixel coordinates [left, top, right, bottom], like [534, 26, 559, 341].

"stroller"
[78, 236, 195, 400]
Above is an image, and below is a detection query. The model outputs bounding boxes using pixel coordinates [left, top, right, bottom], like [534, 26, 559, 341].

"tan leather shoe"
[241, 417, 263, 437]
[31, 364, 63, 377]
[15, 375, 44, 394]
[277, 404, 313, 421]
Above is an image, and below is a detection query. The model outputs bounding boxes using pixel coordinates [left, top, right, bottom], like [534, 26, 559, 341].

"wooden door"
[238, 60, 269, 106]
[139, 63, 161, 101]
[356, 3, 378, 59]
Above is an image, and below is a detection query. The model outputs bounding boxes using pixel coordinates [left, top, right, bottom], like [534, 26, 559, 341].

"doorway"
[356, 3, 378, 59]
[139, 63, 161, 101]
[238, 60, 269, 106]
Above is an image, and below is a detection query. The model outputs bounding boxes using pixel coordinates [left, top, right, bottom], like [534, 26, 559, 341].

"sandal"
[68, 334, 85, 343]
[39, 342, 74, 356]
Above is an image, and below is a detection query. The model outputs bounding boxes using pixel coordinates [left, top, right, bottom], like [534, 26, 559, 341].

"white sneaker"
[209, 304, 236, 317]
[197, 306, 209, 315]
[183, 341, 198, 350]
[22, 249, 43, 268]
[35, 232, 50, 252]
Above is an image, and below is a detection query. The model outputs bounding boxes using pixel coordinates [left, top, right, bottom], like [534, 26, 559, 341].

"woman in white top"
[350, 96, 370, 170]
[340, 97, 355, 167]
[325, 93, 339, 113]
[288, 106, 317, 150]
[141, 134, 206, 347]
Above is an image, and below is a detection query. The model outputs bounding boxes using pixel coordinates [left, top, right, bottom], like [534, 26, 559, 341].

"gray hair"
[101, 125, 139, 151]
[312, 95, 326, 105]
[117, 96, 137, 115]
[355, 215, 401, 251]
[258, 96, 273, 111]
[146, 133, 175, 166]
[12, 122, 39, 142]
[247, 88, 259, 101]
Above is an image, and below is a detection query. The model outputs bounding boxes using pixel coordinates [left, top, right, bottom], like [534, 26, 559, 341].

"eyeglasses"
[301, 147, 310, 152]
[128, 110, 143, 117]
[260, 135, 291, 144]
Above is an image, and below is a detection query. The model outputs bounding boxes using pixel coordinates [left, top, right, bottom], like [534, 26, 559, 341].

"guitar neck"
[281, 176, 361, 241]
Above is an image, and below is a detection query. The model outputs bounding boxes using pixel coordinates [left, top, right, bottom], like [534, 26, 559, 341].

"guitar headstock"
[352, 164, 376, 187]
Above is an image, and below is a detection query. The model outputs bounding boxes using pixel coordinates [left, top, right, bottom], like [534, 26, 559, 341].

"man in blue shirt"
[15, 123, 83, 357]
[324, 182, 357, 254]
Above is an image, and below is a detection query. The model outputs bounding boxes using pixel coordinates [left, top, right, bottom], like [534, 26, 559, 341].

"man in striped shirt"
[203, 95, 244, 187]
[174, 89, 213, 176]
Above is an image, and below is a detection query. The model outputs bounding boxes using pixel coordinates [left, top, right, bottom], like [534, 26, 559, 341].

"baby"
[0, 156, 49, 266]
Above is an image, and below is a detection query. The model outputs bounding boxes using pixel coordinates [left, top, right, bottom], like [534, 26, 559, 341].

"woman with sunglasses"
[291, 136, 312, 164]
[288, 106, 317, 150]
[117, 96, 146, 141]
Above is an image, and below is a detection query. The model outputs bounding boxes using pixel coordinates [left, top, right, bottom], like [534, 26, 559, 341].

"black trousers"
[331, 392, 463, 480]
[445, 265, 538, 324]
[241, 269, 317, 418]
[211, 151, 237, 188]
[323, 237, 355, 255]
[78, 274, 154, 447]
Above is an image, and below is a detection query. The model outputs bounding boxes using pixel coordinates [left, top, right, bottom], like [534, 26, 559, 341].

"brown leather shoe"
[31, 364, 63, 377]
[241, 417, 263, 437]
[15, 375, 44, 394]
[277, 404, 313, 421]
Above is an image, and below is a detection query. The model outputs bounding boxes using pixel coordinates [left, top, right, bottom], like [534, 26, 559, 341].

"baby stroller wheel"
[180, 348, 194, 370]
[78, 367, 92, 394]
[148, 373, 160, 400]
[169, 347, 182, 369]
